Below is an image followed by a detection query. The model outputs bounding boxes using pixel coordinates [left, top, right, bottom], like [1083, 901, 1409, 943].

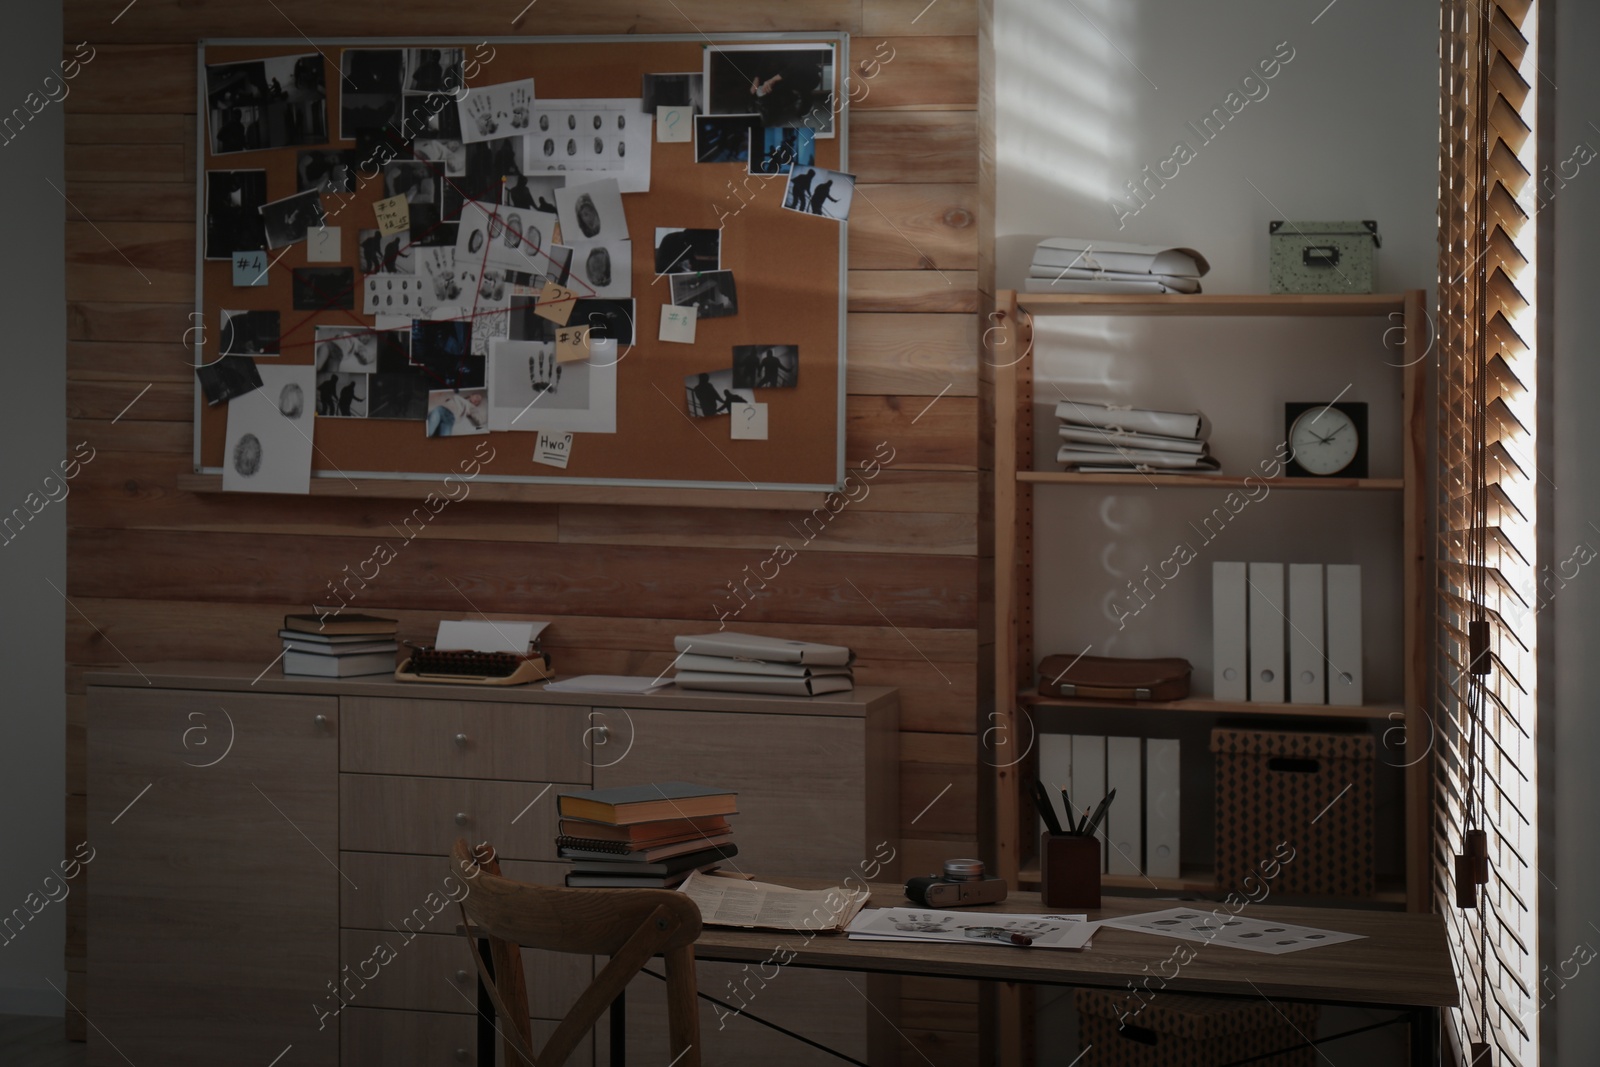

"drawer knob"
[454, 732, 469, 747]
[455, 1049, 469, 1063]
[456, 969, 470, 983]
[455, 812, 471, 826]
[591, 725, 610, 742]
[313, 714, 329, 729]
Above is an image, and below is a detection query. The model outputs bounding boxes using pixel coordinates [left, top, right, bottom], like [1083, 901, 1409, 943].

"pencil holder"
[1040, 833, 1101, 910]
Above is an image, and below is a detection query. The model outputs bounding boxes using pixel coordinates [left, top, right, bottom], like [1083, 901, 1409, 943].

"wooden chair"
[449, 838, 703, 1067]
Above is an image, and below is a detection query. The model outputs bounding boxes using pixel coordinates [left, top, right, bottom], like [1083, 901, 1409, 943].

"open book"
[678, 872, 870, 933]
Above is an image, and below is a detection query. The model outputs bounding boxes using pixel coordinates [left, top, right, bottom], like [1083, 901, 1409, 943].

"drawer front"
[341, 1007, 593, 1067]
[341, 774, 575, 861]
[594, 709, 865, 879]
[340, 852, 567, 933]
[339, 929, 591, 1021]
[340, 1007, 480, 1067]
[340, 696, 593, 781]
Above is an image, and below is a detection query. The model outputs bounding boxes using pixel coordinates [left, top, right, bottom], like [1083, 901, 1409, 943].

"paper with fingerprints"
[1098, 907, 1365, 955]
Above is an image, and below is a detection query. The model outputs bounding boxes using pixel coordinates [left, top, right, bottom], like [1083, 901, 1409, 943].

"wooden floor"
[0, 1016, 85, 1067]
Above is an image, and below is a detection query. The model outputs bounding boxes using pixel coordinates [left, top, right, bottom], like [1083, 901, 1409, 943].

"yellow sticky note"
[373, 195, 410, 237]
[555, 325, 591, 363]
[535, 281, 577, 325]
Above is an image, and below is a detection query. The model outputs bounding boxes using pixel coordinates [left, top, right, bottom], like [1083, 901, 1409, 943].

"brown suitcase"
[1036, 654, 1192, 701]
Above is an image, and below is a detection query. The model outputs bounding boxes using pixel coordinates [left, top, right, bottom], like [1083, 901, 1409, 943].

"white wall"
[0, 1, 69, 1018]
[1550, 0, 1600, 1057]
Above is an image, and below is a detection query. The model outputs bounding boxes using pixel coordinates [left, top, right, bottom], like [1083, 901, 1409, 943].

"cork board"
[194, 35, 847, 491]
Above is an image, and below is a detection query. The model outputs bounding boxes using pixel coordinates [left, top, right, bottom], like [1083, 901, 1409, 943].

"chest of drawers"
[85, 666, 898, 1067]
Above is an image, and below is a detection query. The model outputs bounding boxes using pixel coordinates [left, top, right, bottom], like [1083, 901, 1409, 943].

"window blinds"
[1437, 0, 1540, 1061]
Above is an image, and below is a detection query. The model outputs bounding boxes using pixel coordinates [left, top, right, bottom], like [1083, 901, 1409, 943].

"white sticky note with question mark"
[657, 106, 692, 143]
[730, 402, 768, 441]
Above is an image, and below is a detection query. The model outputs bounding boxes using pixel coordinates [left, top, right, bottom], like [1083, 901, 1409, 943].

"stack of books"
[671, 632, 855, 696]
[1026, 239, 1208, 295]
[280, 613, 400, 677]
[556, 782, 740, 888]
[1054, 400, 1220, 473]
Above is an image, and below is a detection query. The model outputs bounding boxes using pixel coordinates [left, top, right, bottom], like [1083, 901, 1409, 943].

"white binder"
[1105, 737, 1143, 877]
[1247, 563, 1286, 702]
[1144, 738, 1181, 879]
[1212, 562, 1249, 701]
[1325, 564, 1364, 705]
[1071, 735, 1107, 873]
[1288, 564, 1326, 704]
[1038, 731, 1073, 841]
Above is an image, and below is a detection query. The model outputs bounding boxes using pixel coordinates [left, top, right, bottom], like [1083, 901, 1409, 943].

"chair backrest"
[449, 838, 703, 1067]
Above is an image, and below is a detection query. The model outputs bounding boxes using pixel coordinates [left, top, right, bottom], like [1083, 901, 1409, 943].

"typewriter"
[394, 620, 554, 686]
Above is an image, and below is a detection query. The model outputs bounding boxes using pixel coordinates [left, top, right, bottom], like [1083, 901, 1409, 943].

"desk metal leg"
[475, 937, 497, 1066]
[1411, 1007, 1440, 1067]
[610, 988, 626, 1067]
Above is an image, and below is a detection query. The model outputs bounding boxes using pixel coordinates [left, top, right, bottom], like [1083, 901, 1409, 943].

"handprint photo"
[457, 78, 536, 144]
[529, 343, 563, 395]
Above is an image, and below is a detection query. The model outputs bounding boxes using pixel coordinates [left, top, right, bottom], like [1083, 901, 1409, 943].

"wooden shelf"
[1018, 692, 1402, 721]
[1017, 472, 1404, 490]
[1015, 293, 1409, 317]
[1014, 865, 1408, 906]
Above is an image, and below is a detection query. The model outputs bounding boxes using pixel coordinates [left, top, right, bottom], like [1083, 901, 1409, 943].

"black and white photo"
[654, 228, 719, 274]
[315, 326, 379, 374]
[368, 372, 431, 421]
[704, 44, 835, 136]
[732, 344, 799, 389]
[259, 188, 326, 249]
[669, 270, 738, 319]
[220, 309, 281, 357]
[782, 166, 854, 220]
[359, 228, 414, 275]
[568, 240, 631, 299]
[383, 161, 439, 206]
[641, 72, 705, 112]
[694, 114, 759, 164]
[292, 267, 355, 311]
[683, 368, 745, 418]
[340, 48, 404, 139]
[413, 136, 466, 176]
[297, 150, 357, 194]
[567, 298, 635, 344]
[317, 372, 368, 417]
[207, 55, 327, 154]
[204, 170, 268, 259]
[461, 136, 524, 203]
[196, 354, 263, 406]
[405, 48, 463, 94]
[555, 178, 628, 243]
[503, 174, 562, 213]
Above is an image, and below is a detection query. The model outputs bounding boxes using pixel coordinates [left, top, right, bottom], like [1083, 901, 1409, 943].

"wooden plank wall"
[60, 0, 983, 1060]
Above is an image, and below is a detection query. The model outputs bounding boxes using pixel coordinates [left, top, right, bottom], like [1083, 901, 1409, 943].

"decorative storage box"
[1268, 220, 1380, 293]
[1075, 990, 1318, 1066]
[1211, 728, 1374, 897]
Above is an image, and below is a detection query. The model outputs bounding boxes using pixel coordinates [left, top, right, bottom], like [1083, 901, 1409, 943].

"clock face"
[1289, 407, 1360, 475]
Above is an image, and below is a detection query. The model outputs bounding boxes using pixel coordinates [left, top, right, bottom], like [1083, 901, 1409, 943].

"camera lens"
[942, 858, 986, 881]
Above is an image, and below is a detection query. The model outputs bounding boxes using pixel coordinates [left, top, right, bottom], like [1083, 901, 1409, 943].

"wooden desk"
[689, 882, 1457, 1065]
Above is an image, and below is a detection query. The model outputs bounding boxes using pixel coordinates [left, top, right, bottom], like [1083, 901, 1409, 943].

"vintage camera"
[905, 858, 1009, 907]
